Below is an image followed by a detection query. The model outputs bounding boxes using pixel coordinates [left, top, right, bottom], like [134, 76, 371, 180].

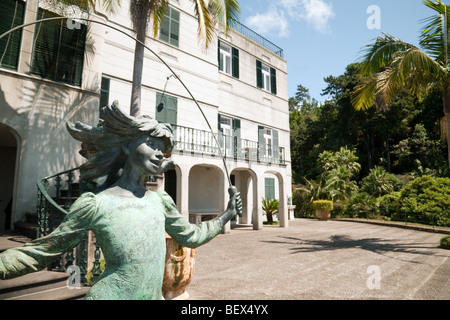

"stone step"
[0, 270, 88, 300]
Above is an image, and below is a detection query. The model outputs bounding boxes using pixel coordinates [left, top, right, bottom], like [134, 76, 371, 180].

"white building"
[0, 0, 292, 233]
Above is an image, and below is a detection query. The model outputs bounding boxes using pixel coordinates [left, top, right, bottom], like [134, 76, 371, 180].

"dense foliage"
[290, 62, 450, 227]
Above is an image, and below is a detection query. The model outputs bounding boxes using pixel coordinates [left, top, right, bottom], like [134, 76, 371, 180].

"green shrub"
[292, 188, 314, 218]
[312, 200, 334, 211]
[390, 176, 450, 227]
[440, 236, 450, 250]
[378, 192, 401, 218]
[262, 198, 279, 223]
[345, 192, 377, 219]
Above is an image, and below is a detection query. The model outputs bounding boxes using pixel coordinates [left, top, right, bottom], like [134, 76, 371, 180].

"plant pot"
[162, 233, 196, 300]
[315, 210, 330, 221]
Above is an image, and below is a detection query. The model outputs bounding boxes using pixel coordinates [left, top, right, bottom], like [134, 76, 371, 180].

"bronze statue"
[0, 103, 242, 300]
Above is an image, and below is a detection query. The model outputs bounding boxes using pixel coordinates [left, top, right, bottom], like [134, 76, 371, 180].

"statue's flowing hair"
[66, 102, 174, 190]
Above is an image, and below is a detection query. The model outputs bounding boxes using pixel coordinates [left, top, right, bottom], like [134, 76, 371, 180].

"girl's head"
[67, 101, 174, 190]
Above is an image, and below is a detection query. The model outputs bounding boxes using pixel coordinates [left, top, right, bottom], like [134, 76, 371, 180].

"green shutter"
[30, 9, 86, 86]
[265, 178, 275, 200]
[258, 125, 265, 160]
[0, 0, 25, 70]
[232, 47, 239, 79]
[156, 92, 177, 126]
[218, 40, 222, 71]
[272, 129, 279, 162]
[270, 67, 277, 95]
[256, 60, 262, 89]
[232, 118, 241, 157]
[100, 76, 110, 110]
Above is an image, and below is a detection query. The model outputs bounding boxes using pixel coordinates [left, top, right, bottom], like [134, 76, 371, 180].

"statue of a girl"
[0, 103, 242, 300]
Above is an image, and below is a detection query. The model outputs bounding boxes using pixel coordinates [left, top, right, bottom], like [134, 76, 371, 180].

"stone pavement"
[187, 219, 450, 300]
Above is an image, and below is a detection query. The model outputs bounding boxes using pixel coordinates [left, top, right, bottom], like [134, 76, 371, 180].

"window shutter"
[270, 67, 277, 95]
[232, 47, 239, 79]
[156, 92, 177, 126]
[265, 178, 276, 200]
[258, 125, 265, 160]
[100, 76, 110, 109]
[0, 0, 25, 70]
[232, 118, 241, 157]
[30, 8, 86, 86]
[272, 129, 279, 162]
[218, 40, 222, 71]
[256, 60, 263, 89]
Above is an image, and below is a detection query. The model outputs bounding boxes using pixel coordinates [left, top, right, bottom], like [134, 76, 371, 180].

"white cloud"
[245, 0, 335, 37]
[245, 6, 290, 37]
[299, 0, 335, 33]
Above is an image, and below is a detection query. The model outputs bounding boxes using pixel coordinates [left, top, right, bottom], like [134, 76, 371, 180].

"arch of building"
[0, 123, 21, 231]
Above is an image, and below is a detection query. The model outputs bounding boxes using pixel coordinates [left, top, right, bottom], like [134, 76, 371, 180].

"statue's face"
[124, 135, 166, 175]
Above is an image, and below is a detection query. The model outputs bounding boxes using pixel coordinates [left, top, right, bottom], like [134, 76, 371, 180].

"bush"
[344, 192, 377, 219]
[378, 192, 401, 218]
[262, 198, 279, 223]
[440, 236, 450, 250]
[292, 188, 314, 218]
[390, 176, 450, 227]
[312, 200, 334, 211]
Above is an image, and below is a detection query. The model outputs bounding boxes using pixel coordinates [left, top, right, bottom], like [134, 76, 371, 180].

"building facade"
[0, 0, 292, 232]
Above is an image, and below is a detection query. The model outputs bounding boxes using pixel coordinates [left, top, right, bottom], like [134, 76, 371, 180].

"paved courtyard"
[188, 219, 450, 300]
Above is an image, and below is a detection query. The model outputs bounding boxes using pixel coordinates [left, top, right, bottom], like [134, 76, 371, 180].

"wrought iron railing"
[173, 125, 286, 165]
[36, 168, 103, 285]
[230, 20, 284, 58]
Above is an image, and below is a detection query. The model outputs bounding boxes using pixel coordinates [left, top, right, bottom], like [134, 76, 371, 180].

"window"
[0, 0, 25, 70]
[156, 92, 177, 126]
[100, 76, 110, 110]
[30, 8, 87, 86]
[258, 126, 279, 162]
[218, 40, 239, 78]
[159, 7, 180, 47]
[218, 114, 241, 157]
[256, 60, 277, 95]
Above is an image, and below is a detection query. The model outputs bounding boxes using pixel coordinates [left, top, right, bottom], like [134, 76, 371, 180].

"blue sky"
[239, 0, 433, 103]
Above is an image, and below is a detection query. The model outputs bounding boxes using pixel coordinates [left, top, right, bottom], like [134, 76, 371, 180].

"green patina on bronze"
[0, 103, 241, 300]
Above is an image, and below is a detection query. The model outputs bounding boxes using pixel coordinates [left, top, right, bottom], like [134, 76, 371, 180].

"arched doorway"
[0, 123, 19, 231]
[230, 168, 257, 227]
[188, 165, 224, 214]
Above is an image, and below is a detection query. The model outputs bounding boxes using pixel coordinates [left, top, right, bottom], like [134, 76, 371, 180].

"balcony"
[173, 125, 286, 165]
[230, 20, 284, 58]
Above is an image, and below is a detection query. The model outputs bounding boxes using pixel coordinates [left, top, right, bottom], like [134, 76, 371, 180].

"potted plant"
[312, 200, 334, 221]
[262, 197, 279, 224]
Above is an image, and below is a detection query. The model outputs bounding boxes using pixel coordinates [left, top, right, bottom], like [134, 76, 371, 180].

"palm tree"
[129, 0, 240, 116]
[351, 0, 450, 169]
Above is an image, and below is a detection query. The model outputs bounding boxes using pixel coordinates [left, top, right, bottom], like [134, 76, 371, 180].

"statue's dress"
[0, 190, 223, 300]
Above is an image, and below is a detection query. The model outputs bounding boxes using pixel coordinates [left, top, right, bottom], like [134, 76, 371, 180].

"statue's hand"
[227, 186, 242, 218]
[157, 160, 175, 174]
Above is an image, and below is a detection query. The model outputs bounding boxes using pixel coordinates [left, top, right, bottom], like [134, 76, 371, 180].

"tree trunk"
[443, 83, 450, 170]
[129, 3, 151, 118]
[130, 40, 145, 117]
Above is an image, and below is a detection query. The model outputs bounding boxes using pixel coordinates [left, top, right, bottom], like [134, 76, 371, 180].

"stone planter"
[315, 210, 331, 221]
[162, 233, 196, 300]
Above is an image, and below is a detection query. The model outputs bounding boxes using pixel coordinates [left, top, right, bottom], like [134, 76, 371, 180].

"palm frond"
[151, 1, 169, 38]
[375, 46, 446, 109]
[359, 33, 413, 75]
[209, 0, 241, 32]
[419, 0, 450, 65]
[192, 0, 215, 48]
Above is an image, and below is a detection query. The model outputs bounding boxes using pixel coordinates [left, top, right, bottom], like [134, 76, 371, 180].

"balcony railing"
[230, 20, 284, 58]
[173, 125, 286, 165]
